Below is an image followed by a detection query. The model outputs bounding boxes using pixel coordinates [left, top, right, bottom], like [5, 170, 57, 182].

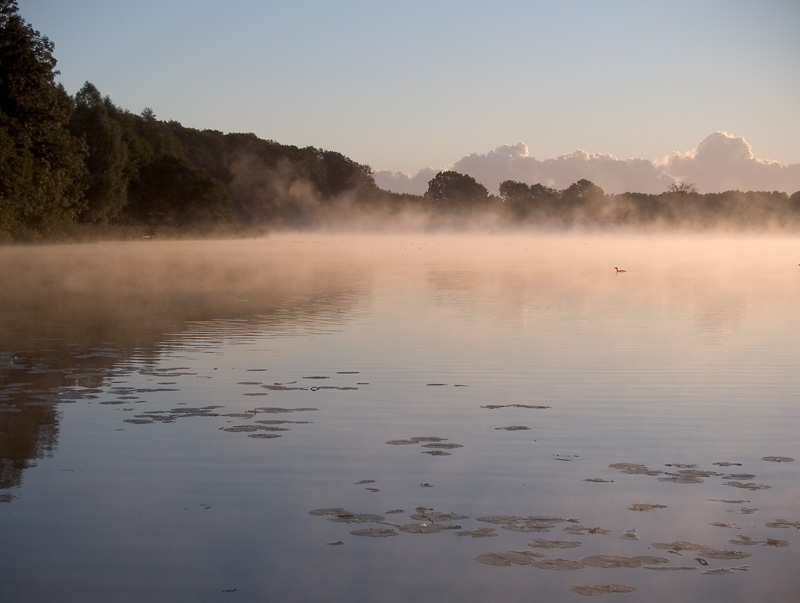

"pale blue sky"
[21, 0, 800, 175]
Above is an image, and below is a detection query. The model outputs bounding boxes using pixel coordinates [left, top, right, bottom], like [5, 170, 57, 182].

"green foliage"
[126, 155, 230, 227]
[499, 180, 560, 221]
[425, 171, 491, 210]
[0, 0, 87, 240]
[69, 82, 128, 223]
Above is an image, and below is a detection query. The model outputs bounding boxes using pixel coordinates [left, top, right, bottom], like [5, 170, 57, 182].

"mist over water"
[1, 233, 799, 602]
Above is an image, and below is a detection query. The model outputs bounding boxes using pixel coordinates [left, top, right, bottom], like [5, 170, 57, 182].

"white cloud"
[374, 132, 800, 196]
[658, 132, 800, 194]
[373, 167, 439, 195]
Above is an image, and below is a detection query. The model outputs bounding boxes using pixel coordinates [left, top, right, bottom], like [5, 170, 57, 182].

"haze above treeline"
[2, 1, 800, 243]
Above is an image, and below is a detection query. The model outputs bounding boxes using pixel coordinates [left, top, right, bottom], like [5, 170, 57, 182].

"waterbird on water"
[614, 267, 627, 273]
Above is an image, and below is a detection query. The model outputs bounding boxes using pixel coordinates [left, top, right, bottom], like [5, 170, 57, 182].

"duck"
[614, 267, 627, 273]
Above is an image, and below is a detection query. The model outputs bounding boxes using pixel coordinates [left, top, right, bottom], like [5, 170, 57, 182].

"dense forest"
[1, 0, 799, 242]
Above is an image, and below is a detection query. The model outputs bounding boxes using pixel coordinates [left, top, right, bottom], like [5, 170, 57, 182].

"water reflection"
[0, 238, 373, 499]
[1, 235, 798, 602]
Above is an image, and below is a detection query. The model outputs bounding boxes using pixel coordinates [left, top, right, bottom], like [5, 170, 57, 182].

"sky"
[20, 0, 800, 195]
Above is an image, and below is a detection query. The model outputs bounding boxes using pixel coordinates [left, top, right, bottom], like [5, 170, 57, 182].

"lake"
[1, 234, 799, 602]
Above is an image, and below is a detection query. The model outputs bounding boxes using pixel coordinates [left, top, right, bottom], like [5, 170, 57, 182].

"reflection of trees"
[0, 402, 59, 496]
[0, 239, 373, 499]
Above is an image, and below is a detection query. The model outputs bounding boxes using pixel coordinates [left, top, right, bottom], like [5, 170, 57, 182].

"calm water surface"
[1, 234, 799, 602]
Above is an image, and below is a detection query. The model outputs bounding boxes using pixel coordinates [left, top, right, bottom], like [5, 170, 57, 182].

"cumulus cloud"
[658, 132, 800, 194]
[372, 167, 440, 196]
[374, 132, 800, 196]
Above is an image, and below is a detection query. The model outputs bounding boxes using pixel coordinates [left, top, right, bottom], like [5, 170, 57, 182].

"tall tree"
[0, 0, 86, 239]
[425, 171, 490, 211]
[70, 82, 129, 223]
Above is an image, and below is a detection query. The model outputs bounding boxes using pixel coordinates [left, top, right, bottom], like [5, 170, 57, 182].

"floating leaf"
[410, 508, 468, 522]
[702, 565, 749, 574]
[629, 503, 667, 512]
[528, 539, 581, 549]
[581, 555, 641, 569]
[725, 481, 771, 491]
[481, 404, 551, 410]
[398, 523, 458, 534]
[651, 541, 712, 553]
[698, 550, 752, 560]
[571, 584, 636, 596]
[728, 536, 760, 546]
[765, 519, 800, 529]
[457, 528, 496, 538]
[609, 463, 661, 476]
[350, 528, 396, 538]
[531, 558, 585, 571]
[633, 556, 669, 565]
[565, 525, 611, 536]
[476, 553, 512, 566]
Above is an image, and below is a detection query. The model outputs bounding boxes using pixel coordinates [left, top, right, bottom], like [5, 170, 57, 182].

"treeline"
[420, 171, 800, 231]
[2, 0, 800, 241]
[68, 83, 386, 231]
[0, 0, 399, 241]
[497, 178, 800, 230]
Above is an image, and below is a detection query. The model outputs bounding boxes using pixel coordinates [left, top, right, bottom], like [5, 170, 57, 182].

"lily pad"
[421, 442, 463, 449]
[397, 523, 459, 534]
[698, 550, 752, 560]
[475, 553, 512, 567]
[765, 519, 800, 529]
[651, 541, 712, 553]
[581, 555, 641, 569]
[457, 528, 497, 538]
[350, 528, 396, 538]
[628, 503, 667, 512]
[564, 525, 611, 536]
[633, 556, 669, 565]
[528, 539, 581, 549]
[609, 463, 661, 476]
[410, 508, 468, 522]
[702, 565, 749, 574]
[531, 558, 585, 571]
[725, 481, 771, 491]
[571, 584, 636, 596]
[728, 536, 760, 546]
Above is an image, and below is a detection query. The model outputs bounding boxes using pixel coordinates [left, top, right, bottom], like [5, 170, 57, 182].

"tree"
[425, 171, 490, 210]
[125, 155, 230, 228]
[668, 180, 698, 194]
[307, 149, 377, 199]
[69, 82, 129, 223]
[0, 0, 86, 239]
